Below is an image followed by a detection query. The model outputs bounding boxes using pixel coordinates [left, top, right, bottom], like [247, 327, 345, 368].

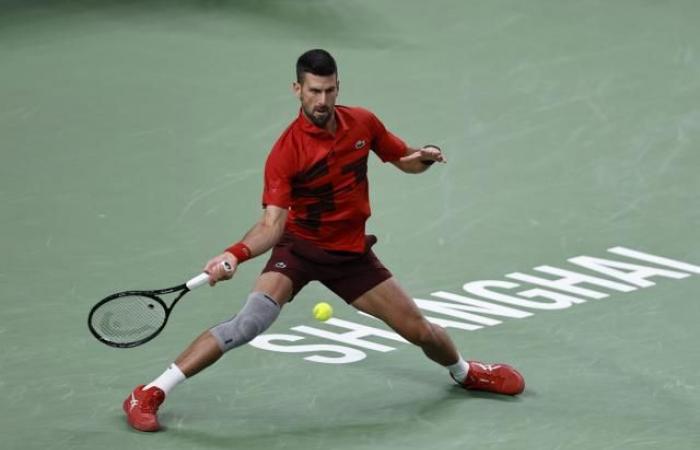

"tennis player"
[123, 49, 525, 432]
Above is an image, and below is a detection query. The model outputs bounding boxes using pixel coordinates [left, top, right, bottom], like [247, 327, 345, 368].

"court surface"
[2, 1, 699, 449]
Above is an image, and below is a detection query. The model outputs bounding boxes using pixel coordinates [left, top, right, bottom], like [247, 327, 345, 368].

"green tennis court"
[2, 1, 699, 449]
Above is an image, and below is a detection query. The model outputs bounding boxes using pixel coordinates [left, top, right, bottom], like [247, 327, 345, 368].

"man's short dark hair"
[296, 49, 337, 83]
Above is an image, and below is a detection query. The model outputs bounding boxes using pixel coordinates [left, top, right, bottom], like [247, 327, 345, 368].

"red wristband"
[225, 242, 252, 263]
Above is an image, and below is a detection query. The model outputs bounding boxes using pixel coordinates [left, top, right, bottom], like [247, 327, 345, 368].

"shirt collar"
[297, 107, 349, 139]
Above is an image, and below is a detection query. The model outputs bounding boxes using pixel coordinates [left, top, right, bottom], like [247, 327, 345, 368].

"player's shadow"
[384, 365, 530, 403]
[152, 368, 533, 448]
[158, 395, 453, 448]
[167, 421, 397, 449]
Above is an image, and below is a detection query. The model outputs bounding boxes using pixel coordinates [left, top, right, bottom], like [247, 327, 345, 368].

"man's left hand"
[419, 145, 447, 165]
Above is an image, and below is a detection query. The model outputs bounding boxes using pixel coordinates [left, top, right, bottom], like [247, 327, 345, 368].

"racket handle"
[186, 261, 233, 290]
[186, 273, 210, 290]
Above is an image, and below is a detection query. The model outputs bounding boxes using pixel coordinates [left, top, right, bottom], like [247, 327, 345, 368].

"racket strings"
[90, 295, 166, 344]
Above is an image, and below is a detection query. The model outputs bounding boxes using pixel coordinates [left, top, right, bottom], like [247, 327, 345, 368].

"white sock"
[446, 356, 469, 382]
[144, 363, 186, 395]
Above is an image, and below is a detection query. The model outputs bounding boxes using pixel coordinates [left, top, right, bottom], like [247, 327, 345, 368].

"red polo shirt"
[263, 105, 408, 252]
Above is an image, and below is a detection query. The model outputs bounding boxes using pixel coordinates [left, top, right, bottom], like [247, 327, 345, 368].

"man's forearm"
[226, 206, 288, 262]
[394, 147, 434, 173]
[238, 218, 285, 258]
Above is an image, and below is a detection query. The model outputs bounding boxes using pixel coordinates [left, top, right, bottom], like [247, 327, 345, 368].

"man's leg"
[351, 277, 525, 395]
[351, 277, 459, 365]
[175, 272, 294, 376]
[123, 272, 294, 432]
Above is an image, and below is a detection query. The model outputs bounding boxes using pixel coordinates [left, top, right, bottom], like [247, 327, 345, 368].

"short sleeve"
[367, 111, 408, 162]
[262, 138, 294, 209]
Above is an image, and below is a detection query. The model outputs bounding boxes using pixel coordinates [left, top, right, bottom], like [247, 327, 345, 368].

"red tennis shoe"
[122, 385, 165, 432]
[455, 361, 525, 395]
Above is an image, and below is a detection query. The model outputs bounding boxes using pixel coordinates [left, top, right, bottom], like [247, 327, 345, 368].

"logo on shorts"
[275, 262, 287, 269]
[354, 140, 366, 149]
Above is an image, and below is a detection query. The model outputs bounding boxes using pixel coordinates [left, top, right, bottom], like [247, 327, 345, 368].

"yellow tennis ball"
[313, 302, 333, 321]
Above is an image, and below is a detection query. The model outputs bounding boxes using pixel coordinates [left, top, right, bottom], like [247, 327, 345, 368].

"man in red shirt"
[123, 49, 525, 432]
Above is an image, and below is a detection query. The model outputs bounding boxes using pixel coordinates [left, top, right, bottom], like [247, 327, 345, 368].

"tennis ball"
[312, 302, 333, 321]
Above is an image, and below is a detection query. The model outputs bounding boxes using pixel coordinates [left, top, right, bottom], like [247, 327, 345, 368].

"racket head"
[87, 291, 170, 348]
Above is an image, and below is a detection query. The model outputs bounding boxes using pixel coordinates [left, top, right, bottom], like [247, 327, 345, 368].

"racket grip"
[186, 261, 233, 290]
[186, 273, 211, 290]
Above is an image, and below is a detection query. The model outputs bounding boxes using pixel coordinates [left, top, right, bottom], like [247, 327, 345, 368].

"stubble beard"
[303, 105, 332, 128]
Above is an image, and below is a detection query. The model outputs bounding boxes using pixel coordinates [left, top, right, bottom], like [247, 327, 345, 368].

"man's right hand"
[204, 253, 238, 286]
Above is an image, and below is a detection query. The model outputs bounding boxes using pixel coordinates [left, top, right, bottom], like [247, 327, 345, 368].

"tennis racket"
[88, 262, 231, 348]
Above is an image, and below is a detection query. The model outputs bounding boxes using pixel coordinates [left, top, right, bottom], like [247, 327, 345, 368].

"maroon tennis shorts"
[261, 232, 393, 303]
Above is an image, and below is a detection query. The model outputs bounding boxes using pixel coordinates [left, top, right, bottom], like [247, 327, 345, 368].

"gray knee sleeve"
[210, 292, 281, 353]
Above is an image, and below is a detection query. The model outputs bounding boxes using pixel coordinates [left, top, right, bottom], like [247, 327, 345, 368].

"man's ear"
[292, 81, 303, 99]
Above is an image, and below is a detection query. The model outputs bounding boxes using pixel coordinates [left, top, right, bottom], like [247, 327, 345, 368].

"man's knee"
[209, 292, 281, 353]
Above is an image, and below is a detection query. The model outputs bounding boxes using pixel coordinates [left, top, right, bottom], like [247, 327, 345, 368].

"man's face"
[294, 72, 339, 128]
